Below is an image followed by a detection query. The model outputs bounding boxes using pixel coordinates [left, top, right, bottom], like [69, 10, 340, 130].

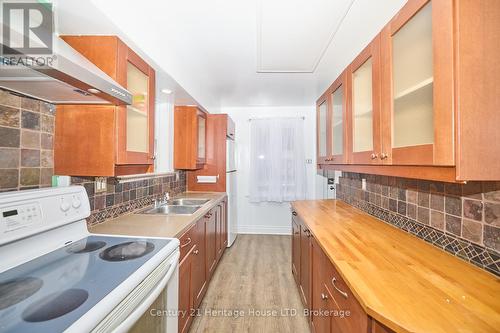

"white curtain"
[249, 118, 306, 203]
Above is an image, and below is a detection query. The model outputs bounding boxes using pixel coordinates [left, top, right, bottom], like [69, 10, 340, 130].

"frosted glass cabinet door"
[317, 101, 328, 159]
[352, 58, 373, 153]
[381, 0, 454, 166]
[392, 2, 433, 149]
[332, 85, 344, 157]
[197, 115, 206, 161]
[126, 62, 149, 153]
[349, 36, 381, 164]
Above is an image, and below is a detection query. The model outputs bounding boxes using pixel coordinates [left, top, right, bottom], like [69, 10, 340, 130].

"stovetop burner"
[66, 240, 107, 254]
[99, 241, 155, 262]
[0, 277, 43, 310]
[22, 289, 88, 322]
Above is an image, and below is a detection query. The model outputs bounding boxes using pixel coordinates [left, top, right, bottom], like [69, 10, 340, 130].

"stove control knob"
[72, 198, 81, 209]
[60, 200, 71, 212]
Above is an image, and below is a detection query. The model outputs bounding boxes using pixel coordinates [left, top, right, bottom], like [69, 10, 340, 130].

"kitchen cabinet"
[205, 208, 217, 280]
[178, 198, 227, 333]
[380, 0, 454, 166]
[178, 244, 194, 333]
[298, 215, 312, 312]
[174, 106, 207, 170]
[316, 93, 330, 164]
[55, 36, 155, 176]
[311, 236, 335, 333]
[291, 216, 300, 284]
[192, 218, 207, 309]
[348, 35, 382, 165]
[315, 0, 500, 182]
[328, 70, 349, 164]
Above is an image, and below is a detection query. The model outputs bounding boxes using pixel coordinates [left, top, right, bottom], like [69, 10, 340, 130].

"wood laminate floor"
[189, 235, 310, 333]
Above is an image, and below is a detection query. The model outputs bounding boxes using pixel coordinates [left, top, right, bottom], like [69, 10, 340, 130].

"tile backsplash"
[337, 172, 500, 276]
[0, 90, 55, 191]
[71, 173, 186, 226]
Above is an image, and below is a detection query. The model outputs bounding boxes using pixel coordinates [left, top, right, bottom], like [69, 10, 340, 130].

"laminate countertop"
[291, 200, 500, 333]
[89, 192, 226, 238]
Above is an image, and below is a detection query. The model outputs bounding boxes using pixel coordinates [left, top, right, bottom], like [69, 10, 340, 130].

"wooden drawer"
[325, 260, 368, 332]
[179, 223, 196, 263]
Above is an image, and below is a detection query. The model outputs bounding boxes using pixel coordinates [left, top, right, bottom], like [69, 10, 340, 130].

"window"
[249, 118, 306, 202]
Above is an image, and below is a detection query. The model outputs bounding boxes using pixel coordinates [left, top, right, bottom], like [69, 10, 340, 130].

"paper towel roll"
[197, 175, 218, 183]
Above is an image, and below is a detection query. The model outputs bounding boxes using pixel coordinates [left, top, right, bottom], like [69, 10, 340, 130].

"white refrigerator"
[226, 139, 238, 247]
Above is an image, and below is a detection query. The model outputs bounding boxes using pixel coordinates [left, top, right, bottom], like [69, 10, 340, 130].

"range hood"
[0, 28, 132, 105]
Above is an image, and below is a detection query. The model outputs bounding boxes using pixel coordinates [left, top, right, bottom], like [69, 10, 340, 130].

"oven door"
[91, 250, 179, 333]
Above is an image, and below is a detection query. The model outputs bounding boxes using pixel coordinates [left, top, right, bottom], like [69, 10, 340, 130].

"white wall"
[221, 106, 319, 235]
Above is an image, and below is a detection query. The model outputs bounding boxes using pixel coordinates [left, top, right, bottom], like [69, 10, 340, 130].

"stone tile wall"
[71, 172, 186, 226]
[0, 90, 55, 191]
[337, 172, 500, 276]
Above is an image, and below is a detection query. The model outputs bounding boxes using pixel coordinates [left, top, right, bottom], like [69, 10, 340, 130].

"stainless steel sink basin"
[167, 198, 210, 206]
[138, 205, 202, 215]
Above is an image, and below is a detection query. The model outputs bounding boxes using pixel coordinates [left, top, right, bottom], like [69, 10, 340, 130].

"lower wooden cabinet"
[205, 209, 217, 280]
[178, 200, 228, 333]
[192, 218, 207, 309]
[299, 217, 312, 311]
[292, 210, 395, 333]
[291, 216, 300, 284]
[178, 246, 194, 333]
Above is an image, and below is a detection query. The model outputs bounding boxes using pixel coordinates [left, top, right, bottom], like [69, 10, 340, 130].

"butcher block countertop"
[291, 200, 500, 333]
[90, 192, 226, 238]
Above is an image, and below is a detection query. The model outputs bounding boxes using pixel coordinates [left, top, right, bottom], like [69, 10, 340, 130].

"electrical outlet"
[306, 159, 312, 164]
[361, 178, 367, 191]
[95, 177, 107, 193]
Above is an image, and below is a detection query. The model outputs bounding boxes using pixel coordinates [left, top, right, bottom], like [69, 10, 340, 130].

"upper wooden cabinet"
[55, 36, 155, 176]
[316, 0, 500, 182]
[348, 36, 382, 165]
[380, 0, 454, 166]
[174, 106, 207, 170]
[316, 70, 350, 165]
[316, 92, 329, 165]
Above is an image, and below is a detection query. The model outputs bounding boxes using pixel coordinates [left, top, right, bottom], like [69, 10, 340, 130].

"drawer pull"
[332, 277, 348, 299]
[193, 249, 199, 255]
[292, 211, 297, 216]
[321, 293, 328, 300]
[181, 237, 192, 248]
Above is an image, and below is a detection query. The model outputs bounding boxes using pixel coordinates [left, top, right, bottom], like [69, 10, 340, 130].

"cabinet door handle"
[292, 211, 297, 216]
[181, 237, 192, 248]
[332, 277, 348, 299]
[380, 153, 388, 160]
[371, 153, 378, 160]
[193, 249, 199, 255]
[305, 229, 311, 237]
[321, 293, 328, 300]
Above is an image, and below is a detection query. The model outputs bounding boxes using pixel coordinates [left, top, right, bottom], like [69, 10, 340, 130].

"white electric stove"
[0, 186, 179, 333]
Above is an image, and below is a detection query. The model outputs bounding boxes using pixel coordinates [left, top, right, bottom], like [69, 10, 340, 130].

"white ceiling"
[56, 0, 407, 111]
[257, 0, 354, 73]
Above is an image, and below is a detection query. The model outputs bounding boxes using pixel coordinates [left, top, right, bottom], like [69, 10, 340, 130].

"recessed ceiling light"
[161, 89, 172, 94]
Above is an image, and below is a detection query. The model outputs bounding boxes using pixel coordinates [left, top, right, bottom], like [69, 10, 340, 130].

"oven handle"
[113, 251, 180, 333]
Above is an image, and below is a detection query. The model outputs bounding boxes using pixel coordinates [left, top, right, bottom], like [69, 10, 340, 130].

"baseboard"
[236, 225, 291, 235]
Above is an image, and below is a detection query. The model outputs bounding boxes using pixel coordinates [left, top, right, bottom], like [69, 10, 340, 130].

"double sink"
[137, 198, 210, 216]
